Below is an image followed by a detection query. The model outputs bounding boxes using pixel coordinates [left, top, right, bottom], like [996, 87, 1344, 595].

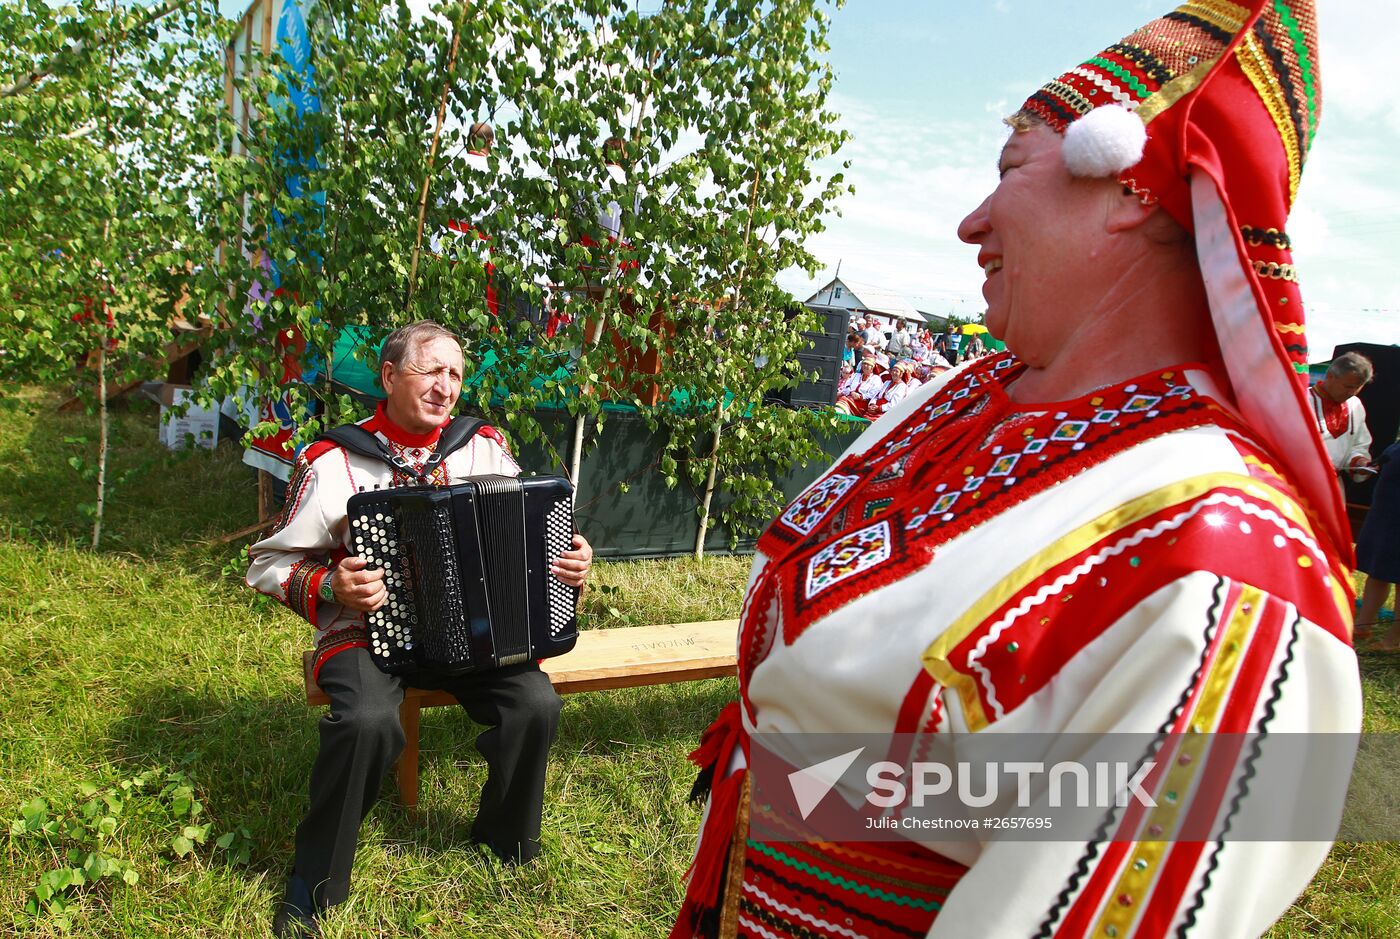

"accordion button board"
[347, 474, 580, 679]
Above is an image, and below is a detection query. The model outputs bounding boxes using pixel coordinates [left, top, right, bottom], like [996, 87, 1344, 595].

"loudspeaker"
[1334, 342, 1400, 512]
[803, 330, 845, 361]
[773, 306, 850, 408]
[789, 353, 843, 407]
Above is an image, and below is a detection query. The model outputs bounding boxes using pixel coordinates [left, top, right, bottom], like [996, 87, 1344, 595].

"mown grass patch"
[1, 385, 1395, 936]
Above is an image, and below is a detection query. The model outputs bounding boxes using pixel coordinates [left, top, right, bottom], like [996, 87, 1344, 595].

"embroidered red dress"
[673, 353, 1359, 939]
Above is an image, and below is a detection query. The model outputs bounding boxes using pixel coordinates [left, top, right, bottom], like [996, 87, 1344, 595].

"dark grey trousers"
[293, 648, 562, 909]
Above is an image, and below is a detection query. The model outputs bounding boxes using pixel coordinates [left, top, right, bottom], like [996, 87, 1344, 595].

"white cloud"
[1289, 58, 1400, 357]
[1316, 0, 1400, 135]
[779, 91, 1002, 315]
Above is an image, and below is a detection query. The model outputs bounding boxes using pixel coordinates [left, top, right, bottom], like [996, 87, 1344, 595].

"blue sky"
[776, 0, 1399, 360]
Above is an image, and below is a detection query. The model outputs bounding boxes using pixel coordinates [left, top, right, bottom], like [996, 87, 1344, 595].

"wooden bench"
[302, 619, 738, 808]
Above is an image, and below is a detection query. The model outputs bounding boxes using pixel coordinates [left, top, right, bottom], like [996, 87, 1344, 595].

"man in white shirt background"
[1309, 351, 1374, 481]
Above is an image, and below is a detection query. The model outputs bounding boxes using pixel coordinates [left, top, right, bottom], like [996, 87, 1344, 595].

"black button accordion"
[346, 474, 580, 678]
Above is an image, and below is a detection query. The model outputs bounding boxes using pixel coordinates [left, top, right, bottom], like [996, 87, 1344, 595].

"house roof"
[805, 277, 923, 321]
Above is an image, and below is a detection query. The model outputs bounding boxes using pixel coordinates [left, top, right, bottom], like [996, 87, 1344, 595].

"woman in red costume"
[671, 3, 1361, 937]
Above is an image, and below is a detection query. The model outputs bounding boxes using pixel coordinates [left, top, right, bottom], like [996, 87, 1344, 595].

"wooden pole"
[258, 469, 273, 524]
[260, 0, 273, 56]
[406, 2, 470, 310]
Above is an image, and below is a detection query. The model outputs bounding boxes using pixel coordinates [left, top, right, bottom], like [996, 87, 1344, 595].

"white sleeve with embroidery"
[1346, 399, 1373, 466]
[245, 454, 339, 627]
[927, 574, 1361, 939]
[446, 430, 521, 481]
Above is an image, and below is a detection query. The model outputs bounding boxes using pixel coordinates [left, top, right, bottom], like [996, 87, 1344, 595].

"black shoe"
[470, 831, 542, 867]
[272, 874, 321, 939]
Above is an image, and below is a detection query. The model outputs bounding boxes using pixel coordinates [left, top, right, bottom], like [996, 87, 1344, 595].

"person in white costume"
[870, 360, 916, 416]
[670, 3, 1361, 938]
[1308, 351, 1374, 479]
[835, 357, 886, 417]
[248, 321, 593, 938]
[835, 362, 862, 399]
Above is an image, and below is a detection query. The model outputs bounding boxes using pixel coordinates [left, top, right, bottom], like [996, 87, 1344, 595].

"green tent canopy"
[323, 325, 866, 424]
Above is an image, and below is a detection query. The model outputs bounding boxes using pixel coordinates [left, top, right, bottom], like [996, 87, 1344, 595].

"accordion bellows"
[347, 474, 579, 678]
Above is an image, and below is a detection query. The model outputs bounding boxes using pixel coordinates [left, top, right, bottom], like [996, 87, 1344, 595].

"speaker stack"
[775, 306, 850, 408]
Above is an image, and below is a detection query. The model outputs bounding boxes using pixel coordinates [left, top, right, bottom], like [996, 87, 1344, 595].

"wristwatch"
[318, 570, 337, 605]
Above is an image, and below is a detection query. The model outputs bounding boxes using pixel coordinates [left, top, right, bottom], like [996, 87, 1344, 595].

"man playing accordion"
[246, 321, 593, 938]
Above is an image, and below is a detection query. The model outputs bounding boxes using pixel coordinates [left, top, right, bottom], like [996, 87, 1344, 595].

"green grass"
[0, 386, 1396, 936]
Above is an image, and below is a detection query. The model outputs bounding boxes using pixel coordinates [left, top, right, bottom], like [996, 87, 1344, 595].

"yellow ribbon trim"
[922, 474, 1323, 732]
[1190, 584, 1264, 732]
[1094, 735, 1207, 937]
[1240, 454, 1282, 480]
[1134, 58, 1218, 125]
[1181, 0, 1251, 34]
[1236, 33, 1303, 203]
[1094, 585, 1262, 938]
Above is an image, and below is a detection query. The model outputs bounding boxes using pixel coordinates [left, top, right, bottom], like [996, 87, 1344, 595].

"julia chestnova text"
[864, 815, 1055, 832]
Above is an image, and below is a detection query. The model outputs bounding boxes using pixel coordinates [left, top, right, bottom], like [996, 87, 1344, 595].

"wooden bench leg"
[397, 697, 421, 810]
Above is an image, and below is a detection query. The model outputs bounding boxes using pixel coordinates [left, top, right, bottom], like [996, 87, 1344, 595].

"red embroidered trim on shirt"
[1309, 387, 1349, 439]
[284, 558, 328, 623]
[384, 438, 451, 488]
[756, 355, 1232, 649]
[738, 568, 781, 723]
[272, 458, 317, 535]
[363, 401, 448, 448]
[941, 484, 1341, 727]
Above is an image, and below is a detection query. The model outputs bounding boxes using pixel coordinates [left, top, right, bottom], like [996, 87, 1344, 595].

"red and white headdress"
[1021, 0, 1347, 557]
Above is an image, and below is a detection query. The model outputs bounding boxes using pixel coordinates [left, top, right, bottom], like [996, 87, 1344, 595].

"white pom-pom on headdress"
[1062, 104, 1147, 178]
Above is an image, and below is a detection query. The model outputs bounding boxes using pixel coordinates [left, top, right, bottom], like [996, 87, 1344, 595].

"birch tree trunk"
[693, 402, 727, 558]
[405, 1, 469, 309]
[692, 165, 762, 557]
[92, 341, 108, 550]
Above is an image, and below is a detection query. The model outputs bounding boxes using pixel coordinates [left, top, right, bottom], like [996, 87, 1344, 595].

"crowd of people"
[835, 317, 989, 417]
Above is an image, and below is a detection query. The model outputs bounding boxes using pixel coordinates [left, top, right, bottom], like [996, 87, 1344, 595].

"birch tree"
[0, 0, 227, 548]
